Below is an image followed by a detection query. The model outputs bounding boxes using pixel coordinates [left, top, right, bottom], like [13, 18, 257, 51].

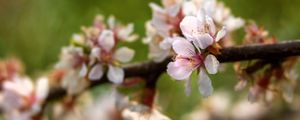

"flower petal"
[198, 68, 213, 97]
[172, 38, 195, 57]
[159, 37, 175, 50]
[107, 65, 124, 84]
[149, 42, 170, 62]
[118, 23, 134, 41]
[166, 4, 181, 17]
[91, 47, 101, 60]
[180, 16, 199, 39]
[193, 34, 214, 49]
[88, 63, 104, 81]
[114, 47, 135, 63]
[79, 64, 88, 77]
[205, 15, 216, 35]
[98, 30, 115, 51]
[196, 9, 205, 23]
[167, 59, 194, 80]
[215, 27, 227, 42]
[107, 15, 116, 29]
[224, 16, 245, 31]
[182, 1, 197, 16]
[204, 54, 219, 74]
[35, 77, 49, 102]
[185, 78, 192, 96]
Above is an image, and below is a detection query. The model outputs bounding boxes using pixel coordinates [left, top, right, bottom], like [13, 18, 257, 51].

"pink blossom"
[167, 37, 219, 97]
[89, 29, 135, 84]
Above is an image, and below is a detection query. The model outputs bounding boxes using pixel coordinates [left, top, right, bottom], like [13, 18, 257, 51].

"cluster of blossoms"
[55, 15, 137, 95]
[144, 0, 244, 62]
[0, 59, 49, 120]
[51, 90, 170, 120]
[234, 23, 298, 103]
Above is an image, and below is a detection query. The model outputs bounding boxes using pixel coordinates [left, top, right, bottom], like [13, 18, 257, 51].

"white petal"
[118, 23, 134, 41]
[88, 63, 104, 81]
[149, 2, 165, 14]
[35, 77, 49, 102]
[185, 78, 192, 96]
[193, 34, 214, 49]
[98, 30, 115, 51]
[281, 81, 294, 103]
[248, 87, 259, 103]
[180, 16, 199, 39]
[167, 59, 194, 80]
[149, 42, 170, 62]
[107, 65, 124, 84]
[215, 27, 227, 42]
[91, 47, 101, 60]
[107, 15, 116, 29]
[204, 54, 219, 74]
[114, 47, 135, 63]
[79, 64, 88, 77]
[196, 9, 205, 23]
[159, 37, 175, 50]
[198, 68, 213, 97]
[172, 38, 195, 57]
[205, 15, 216, 35]
[151, 17, 171, 38]
[224, 16, 245, 31]
[166, 4, 181, 17]
[182, 1, 197, 16]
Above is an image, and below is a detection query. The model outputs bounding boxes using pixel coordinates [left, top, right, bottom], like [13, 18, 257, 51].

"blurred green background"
[1, 0, 300, 119]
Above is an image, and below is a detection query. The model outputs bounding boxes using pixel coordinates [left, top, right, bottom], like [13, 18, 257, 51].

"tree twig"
[46, 40, 300, 102]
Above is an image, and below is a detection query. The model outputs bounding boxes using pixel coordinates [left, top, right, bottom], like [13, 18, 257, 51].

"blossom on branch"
[0, 76, 49, 120]
[55, 15, 137, 95]
[145, 0, 243, 62]
[166, 9, 227, 97]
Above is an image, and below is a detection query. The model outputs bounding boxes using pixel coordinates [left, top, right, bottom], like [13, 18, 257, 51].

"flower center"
[101, 50, 113, 64]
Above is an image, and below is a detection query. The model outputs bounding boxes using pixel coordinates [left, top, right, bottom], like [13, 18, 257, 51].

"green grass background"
[1, 0, 300, 119]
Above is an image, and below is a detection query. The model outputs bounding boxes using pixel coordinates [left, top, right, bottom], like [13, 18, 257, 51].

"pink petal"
[172, 38, 195, 57]
[167, 59, 194, 80]
[204, 54, 219, 74]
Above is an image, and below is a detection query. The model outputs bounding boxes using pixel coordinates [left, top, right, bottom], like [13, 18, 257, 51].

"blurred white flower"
[183, 0, 244, 31]
[183, 92, 231, 120]
[83, 91, 129, 120]
[56, 46, 89, 95]
[143, 21, 172, 62]
[0, 76, 49, 120]
[122, 103, 170, 120]
[231, 100, 268, 120]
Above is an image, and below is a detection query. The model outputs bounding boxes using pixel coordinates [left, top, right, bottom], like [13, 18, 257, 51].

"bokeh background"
[1, 0, 300, 119]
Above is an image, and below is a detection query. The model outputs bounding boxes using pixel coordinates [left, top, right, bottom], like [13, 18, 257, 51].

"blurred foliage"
[0, 0, 300, 119]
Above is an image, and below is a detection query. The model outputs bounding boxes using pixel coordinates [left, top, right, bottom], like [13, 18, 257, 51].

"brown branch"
[46, 40, 300, 102]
